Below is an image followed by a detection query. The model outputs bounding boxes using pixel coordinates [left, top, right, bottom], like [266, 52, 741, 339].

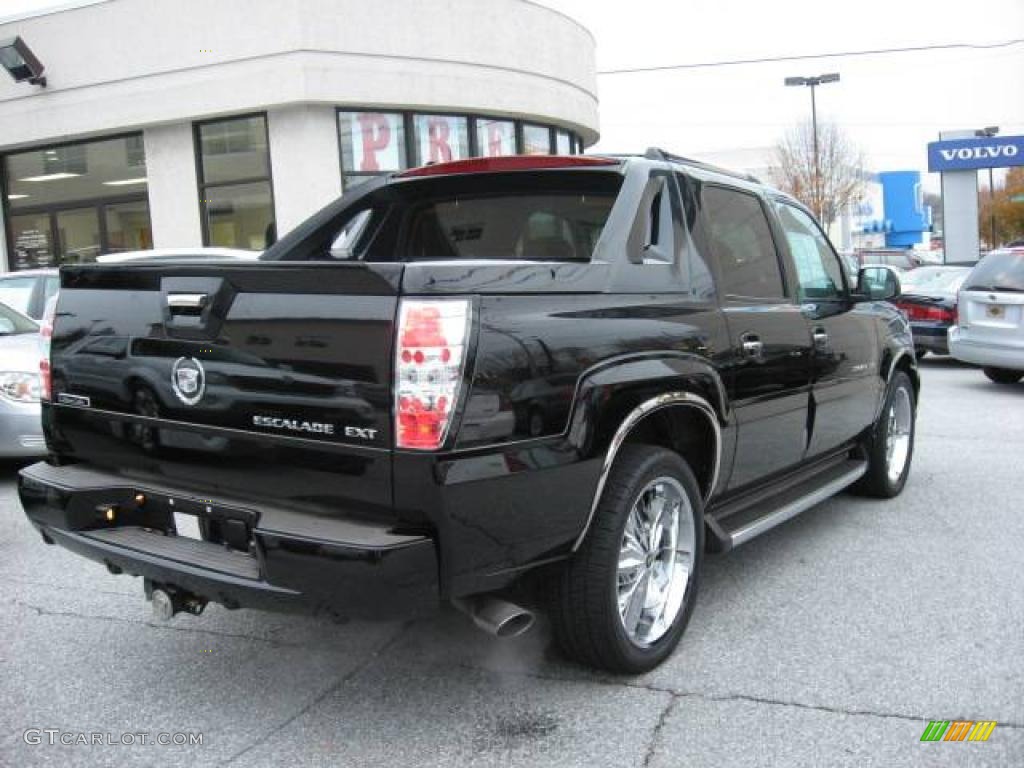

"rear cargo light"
[397, 155, 619, 178]
[395, 299, 472, 450]
[38, 295, 56, 402]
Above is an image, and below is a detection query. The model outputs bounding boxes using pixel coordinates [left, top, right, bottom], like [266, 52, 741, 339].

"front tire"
[549, 445, 704, 674]
[853, 370, 915, 498]
[983, 367, 1022, 384]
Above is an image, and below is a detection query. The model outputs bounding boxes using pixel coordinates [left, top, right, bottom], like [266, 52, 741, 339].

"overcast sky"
[3, 0, 1022, 191]
[539, 0, 1024, 191]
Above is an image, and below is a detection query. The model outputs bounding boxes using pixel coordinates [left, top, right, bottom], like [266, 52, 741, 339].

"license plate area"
[166, 495, 256, 553]
[173, 511, 202, 540]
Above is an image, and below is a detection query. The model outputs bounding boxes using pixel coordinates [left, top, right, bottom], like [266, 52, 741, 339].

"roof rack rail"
[643, 147, 761, 184]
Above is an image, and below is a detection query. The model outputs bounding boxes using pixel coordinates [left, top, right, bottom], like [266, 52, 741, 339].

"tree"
[770, 120, 865, 229]
[978, 167, 1024, 247]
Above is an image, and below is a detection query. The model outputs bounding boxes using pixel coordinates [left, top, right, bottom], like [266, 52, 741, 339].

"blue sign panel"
[927, 135, 1024, 172]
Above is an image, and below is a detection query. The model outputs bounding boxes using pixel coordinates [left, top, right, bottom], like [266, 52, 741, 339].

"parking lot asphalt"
[1, 357, 1022, 767]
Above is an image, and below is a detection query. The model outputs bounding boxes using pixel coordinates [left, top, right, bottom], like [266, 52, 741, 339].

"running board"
[708, 459, 867, 550]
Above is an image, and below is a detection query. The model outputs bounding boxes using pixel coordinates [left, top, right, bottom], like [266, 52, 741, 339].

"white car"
[948, 248, 1024, 383]
[0, 301, 45, 458]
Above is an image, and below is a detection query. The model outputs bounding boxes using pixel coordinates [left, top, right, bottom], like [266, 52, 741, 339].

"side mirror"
[856, 266, 902, 301]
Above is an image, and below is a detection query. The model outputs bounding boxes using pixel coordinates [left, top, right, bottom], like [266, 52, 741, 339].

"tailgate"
[46, 261, 403, 519]
[960, 289, 1024, 347]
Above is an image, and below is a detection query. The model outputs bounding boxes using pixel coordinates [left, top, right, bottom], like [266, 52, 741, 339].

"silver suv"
[949, 248, 1024, 383]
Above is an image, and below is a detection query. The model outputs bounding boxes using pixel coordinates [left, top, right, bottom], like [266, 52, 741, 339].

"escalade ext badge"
[252, 415, 337, 436]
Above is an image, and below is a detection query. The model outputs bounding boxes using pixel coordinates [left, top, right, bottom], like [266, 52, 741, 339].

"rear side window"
[702, 186, 785, 299]
[964, 250, 1024, 292]
[404, 192, 615, 262]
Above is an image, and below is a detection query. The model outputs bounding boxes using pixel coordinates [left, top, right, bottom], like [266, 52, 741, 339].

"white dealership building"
[0, 0, 599, 272]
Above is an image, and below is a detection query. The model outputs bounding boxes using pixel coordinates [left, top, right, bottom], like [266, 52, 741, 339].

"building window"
[555, 130, 572, 155]
[338, 111, 407, 190]
[522, 124, 553, 155]
[196, 114, 275, 250]
[3, 134, 153, 270]
[475, 118, 516, 157]
[335, 108, 575, 192]
[413, 114, 469, 165]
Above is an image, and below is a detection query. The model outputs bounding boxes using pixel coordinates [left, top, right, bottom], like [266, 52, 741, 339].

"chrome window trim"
[572, 391, 721, 552]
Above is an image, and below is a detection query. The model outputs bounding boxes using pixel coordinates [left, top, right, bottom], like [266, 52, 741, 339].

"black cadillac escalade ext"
[19, 150, 918, 673]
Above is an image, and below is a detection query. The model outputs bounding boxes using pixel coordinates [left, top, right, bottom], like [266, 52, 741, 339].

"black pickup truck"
[19, 151, 918, 673]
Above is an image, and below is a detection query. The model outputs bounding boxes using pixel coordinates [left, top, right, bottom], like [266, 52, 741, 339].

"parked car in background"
[0, 269, 58, 321]
[0, 302, 45, 458]
[96, 247, 260, 264]
[854, 248, 922, 272]
[896, 266, 971, 356]
[949, 248, 1024, 383]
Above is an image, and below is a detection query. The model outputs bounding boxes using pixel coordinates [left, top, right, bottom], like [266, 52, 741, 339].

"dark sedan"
[896, 266, 971, 356]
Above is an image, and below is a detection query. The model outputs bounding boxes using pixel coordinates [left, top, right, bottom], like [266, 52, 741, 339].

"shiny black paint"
[23, 156, 917, 618]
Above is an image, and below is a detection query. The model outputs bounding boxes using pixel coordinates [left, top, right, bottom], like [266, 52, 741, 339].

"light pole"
[975, 126, 999, 249]
[785, 73, 840, 222]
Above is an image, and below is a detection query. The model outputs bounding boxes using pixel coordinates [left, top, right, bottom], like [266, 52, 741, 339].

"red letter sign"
[357, 113, 391, 172]
[428, 118, 453, 163]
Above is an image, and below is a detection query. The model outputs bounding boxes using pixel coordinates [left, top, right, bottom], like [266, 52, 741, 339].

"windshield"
[963, 251, 1024, 292]
[0, 301, 39, 335]
[900, 267, 969, 295]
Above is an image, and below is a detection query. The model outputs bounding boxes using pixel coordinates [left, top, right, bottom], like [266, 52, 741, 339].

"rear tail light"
[395, 299, 472, 450]
[38, 295, 56, 402]
[895, 301, 955, 323]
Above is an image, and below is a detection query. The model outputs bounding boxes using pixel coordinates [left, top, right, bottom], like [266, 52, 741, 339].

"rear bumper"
[948, 328, 1024, 371]
[910, 322, 950, 354]
[18, 461, 439, 620]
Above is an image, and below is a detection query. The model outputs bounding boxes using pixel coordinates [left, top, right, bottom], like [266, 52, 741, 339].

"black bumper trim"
[84, 527, 261, 580]
[19, 462, 440, 621]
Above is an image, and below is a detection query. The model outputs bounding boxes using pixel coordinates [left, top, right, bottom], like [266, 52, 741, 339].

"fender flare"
[875, 348, 918, 420]
[571, 389, 722, 552]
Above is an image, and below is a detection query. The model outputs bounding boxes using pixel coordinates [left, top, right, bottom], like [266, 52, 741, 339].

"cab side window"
[702, 186, 785, 299]
[775, 202, 846, 301]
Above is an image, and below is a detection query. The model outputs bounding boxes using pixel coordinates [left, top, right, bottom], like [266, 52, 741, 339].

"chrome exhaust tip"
[150, 588, 175, 622]
[453, 596, 535, 638]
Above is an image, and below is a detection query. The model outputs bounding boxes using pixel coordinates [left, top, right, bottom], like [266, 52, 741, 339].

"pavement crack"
[220, 618, 416, 766]
[9, 598, 304, 647]
[642, 694, 677, 768]
[446, 661, 1024, 731]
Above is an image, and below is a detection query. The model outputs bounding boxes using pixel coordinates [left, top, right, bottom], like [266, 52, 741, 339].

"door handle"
[739, 333, 764, 360]
[812, 327, 829, 346]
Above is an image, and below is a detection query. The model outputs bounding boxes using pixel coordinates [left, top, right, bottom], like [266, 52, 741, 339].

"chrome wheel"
[617, 476, 695, 647]
[885, 386, 912, 484]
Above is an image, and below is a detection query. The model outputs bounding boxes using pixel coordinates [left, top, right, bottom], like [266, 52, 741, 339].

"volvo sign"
[927, 135, 1024, 172]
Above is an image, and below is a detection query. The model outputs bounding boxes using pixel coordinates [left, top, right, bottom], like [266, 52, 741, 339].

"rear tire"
[549, 445, 704, 674]
[852, 370, 915, 498]
[983, 367, 1022, 384]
